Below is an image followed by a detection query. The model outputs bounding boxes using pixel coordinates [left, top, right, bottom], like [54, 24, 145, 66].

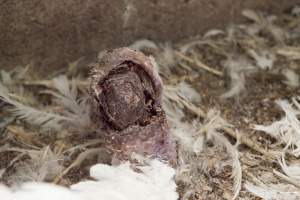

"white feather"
[8, 147, 64, 184]
[204, 110, 242, 200]
[221, 57, 251, 98]
[178, 81, 201, 103]
[0, 70, 13, 85]
[74, 160, 177, 200]
[245, 182, 300, 200]
[254, 99, 300, 156]
[157, 43, 176, 70]
[47, 76, 91, 128]
[0, 82, 68, 130]
[278, 155, 300, 181]
[129, 39, 158, 51]
[179, 41, 206, 54]
[282, 69, 300, 88]
[292, 6, 300, 16]
[0, 160, 178, 200]
[203, 29, 225, 38]
[163, 82, 242, 199]
[171, 122, 202, 153]
[248, 49, 275, 70]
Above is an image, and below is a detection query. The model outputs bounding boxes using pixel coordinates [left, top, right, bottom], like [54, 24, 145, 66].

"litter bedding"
[1, 7, 300, 200]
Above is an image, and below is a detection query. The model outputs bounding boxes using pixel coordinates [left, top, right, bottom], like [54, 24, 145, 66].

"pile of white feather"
[0, 159, 178, 200]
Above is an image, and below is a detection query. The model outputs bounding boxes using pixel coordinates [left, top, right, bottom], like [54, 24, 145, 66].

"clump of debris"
[1, 7, 300, 200]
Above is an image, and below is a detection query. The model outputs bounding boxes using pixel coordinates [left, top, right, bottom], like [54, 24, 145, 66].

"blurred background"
[1, 0, 298, 72]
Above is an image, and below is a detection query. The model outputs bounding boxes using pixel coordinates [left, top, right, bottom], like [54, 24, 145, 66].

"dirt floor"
[1, 5, 300, 200]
